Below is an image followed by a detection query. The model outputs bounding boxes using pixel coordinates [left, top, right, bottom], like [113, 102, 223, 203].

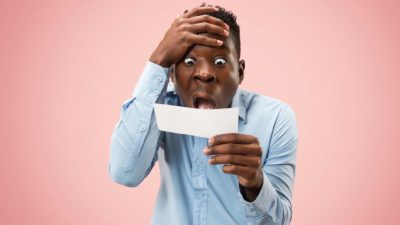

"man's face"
[171, 35, 245, 109]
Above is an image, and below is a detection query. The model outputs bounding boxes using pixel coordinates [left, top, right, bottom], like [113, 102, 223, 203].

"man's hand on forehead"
[150, 4, 230, 68]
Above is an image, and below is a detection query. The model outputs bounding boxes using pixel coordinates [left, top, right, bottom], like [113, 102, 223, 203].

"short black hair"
[206, 6, 241, 58]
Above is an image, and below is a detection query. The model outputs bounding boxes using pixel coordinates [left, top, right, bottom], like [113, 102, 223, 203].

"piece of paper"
[154, 103, 238, 138]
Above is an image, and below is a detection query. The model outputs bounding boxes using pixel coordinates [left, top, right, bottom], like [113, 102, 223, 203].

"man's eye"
[183, 57, 195, 65]
[214, 58, 226, 66]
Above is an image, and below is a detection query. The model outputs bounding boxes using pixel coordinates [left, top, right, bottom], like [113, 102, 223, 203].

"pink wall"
[1, 0, 399, 224]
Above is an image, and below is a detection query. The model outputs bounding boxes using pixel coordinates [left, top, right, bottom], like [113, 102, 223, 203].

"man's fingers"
[204, 143, 262, 156]
[185, 14, 229, 30]
[188, 22, 229, 37]
[221, 164, 256, 180]
[185, 33, 223, 47]
[209, 154, 261, 168]
[209, 133, 259, 146]
[182, 5, 219, 18]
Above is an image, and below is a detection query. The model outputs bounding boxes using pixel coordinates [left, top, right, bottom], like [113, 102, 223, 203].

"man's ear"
[169, 64, 176, 83]
[238, 59, 245, 84]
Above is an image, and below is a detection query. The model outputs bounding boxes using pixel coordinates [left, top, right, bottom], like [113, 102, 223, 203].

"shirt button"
[140, 125, 147, 132]
[155, 76, 163, 83]
[196, 158, 203, 165]
[153, 90, 159, 95]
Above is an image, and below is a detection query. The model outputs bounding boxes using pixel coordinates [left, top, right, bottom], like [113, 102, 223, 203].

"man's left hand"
[204, 133, 263, 201]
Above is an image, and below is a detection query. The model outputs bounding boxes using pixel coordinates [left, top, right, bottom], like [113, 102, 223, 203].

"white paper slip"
[153, 103, 238, 138]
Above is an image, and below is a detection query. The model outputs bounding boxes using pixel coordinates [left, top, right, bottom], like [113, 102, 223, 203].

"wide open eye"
[183, 57, 195, 66]
[214, 57, 226, 66]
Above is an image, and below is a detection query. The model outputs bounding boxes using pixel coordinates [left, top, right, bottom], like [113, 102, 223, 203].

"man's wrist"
[150, 48, 171, 68]
[239, 174, 264, 202]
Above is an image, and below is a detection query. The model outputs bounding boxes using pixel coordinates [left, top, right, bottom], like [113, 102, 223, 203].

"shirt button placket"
[192, 137, 208, 225]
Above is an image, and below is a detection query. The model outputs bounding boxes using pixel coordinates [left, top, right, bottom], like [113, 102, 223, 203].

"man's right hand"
[149, 4, 230, 68]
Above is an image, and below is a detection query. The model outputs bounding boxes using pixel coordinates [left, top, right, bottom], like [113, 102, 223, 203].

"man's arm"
[205, 104, 298, 225]
[243, 104, 297, 225]
[108, 62, 169, 187]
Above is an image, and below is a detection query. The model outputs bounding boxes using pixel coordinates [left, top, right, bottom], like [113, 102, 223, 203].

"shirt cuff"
[240, 172, 277, 218]
[147, 61, 170, 73]
[132, 61, 170, 103]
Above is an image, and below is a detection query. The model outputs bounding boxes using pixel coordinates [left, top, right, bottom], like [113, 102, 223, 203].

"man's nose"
[193, 62, 216, 83]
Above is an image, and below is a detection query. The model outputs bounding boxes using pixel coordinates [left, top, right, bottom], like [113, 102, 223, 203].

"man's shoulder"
[237, 89, 296, 126]
[238, 89, 292, 111]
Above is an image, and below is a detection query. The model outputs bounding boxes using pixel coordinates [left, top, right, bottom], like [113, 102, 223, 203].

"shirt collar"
[231, 89, 247, 122]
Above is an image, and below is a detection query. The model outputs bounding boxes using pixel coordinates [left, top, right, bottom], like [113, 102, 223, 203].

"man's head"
[171, 6, 245, 109]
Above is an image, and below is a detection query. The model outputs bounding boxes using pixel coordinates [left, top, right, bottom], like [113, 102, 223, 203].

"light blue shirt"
[109, 62, 298, 225]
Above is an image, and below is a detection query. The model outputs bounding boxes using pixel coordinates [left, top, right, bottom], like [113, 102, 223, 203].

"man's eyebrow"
[212, 48, 231, 55]
[184, 53, 195, 58]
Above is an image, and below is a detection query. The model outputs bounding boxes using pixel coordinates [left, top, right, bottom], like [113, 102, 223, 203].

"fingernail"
[203, 147, 209, 154]
[208, 137, 214, 145]
[224, 30, 229, 36]
[216, 40, 223, 45]
[225, 24, 230, 30]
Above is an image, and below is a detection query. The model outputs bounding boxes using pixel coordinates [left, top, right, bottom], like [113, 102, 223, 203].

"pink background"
[1, 0, 399, 224]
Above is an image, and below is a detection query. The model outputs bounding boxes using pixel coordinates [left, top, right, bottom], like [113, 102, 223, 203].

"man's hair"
[206, 6, 241, 58]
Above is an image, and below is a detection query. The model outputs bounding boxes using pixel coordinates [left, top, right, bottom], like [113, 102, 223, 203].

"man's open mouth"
[193, 95, 216, 109]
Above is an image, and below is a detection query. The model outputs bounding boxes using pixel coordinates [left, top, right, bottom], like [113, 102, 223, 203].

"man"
[109, 4, 297, 225]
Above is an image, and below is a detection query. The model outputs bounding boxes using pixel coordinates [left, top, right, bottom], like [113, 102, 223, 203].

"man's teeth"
[198, 104, 212, 109]
[195, 98, 215, 109]
[197, 101, 215, 109]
